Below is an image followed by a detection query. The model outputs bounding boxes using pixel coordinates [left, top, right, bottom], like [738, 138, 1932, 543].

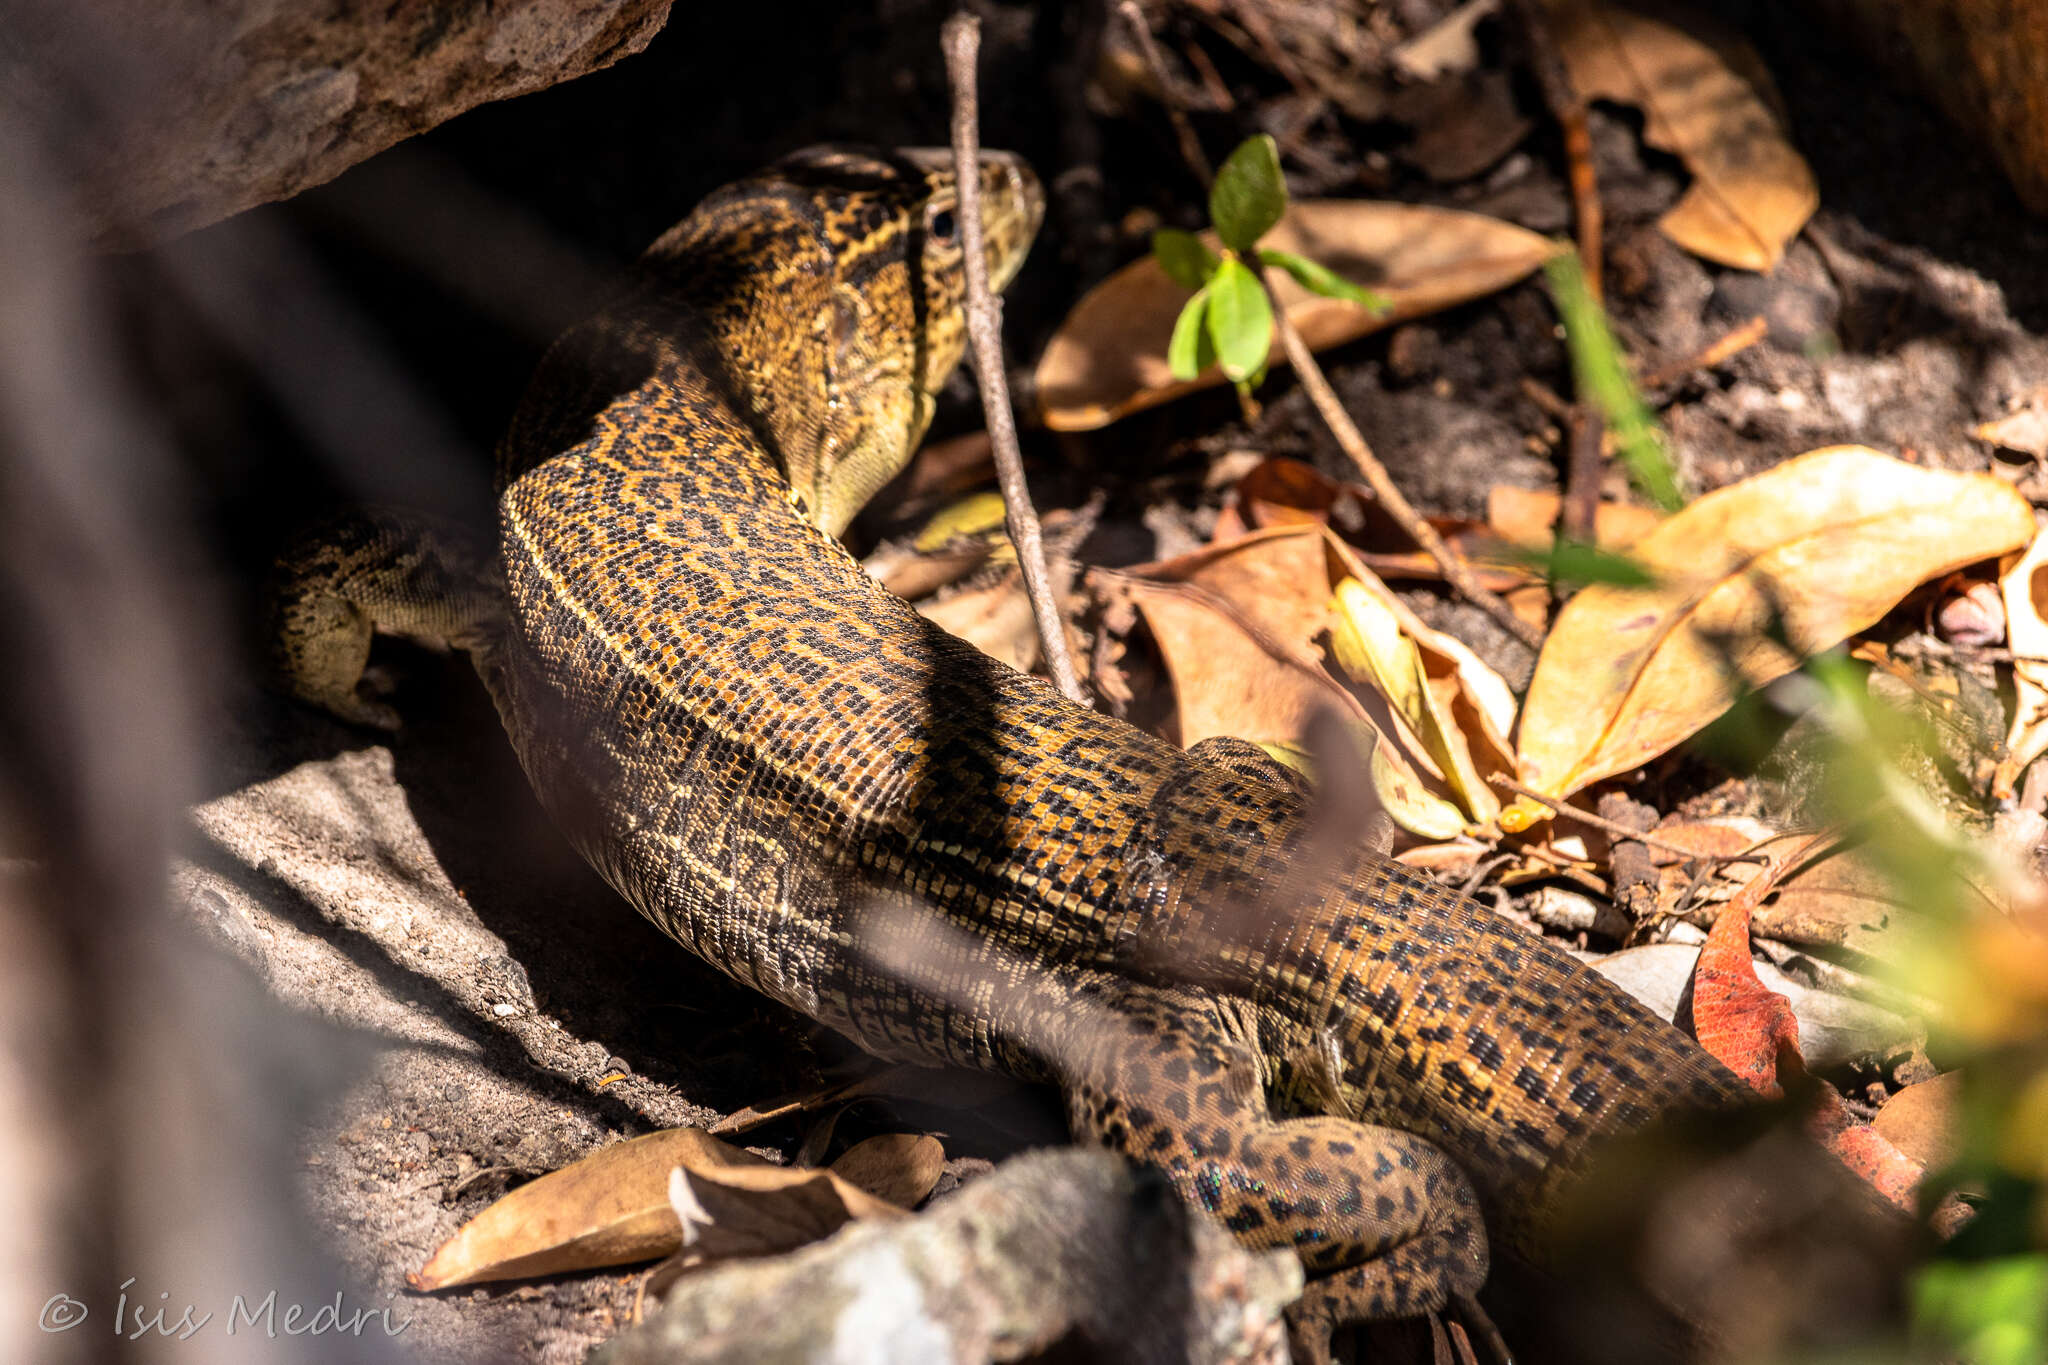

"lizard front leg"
[268, 508, 502, 727]
[1059, 980, 1488, 1364]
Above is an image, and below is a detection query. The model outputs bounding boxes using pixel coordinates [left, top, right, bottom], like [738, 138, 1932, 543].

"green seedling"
[1154, 135, 1389, 396]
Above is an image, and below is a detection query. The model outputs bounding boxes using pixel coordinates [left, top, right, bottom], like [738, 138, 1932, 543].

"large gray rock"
[3, 0, 673, 248]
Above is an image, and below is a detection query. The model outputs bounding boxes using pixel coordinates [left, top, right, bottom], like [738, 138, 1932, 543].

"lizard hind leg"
[1060, 982, 1488, 1365]
[267, 508, 502, 729]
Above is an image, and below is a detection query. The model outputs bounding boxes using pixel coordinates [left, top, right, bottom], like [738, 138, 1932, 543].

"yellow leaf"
[1517, 446, 2035, 802]
[1329, 578, 1499, 826]
[1114, 525, 1458, 838]
[1323, 535, 1519, 816]
[1036, 202, 1558, 431]
[1550, 1, 1817, 271]
[1371, 744, 1469, 840]
[913, 490, 1009, 552]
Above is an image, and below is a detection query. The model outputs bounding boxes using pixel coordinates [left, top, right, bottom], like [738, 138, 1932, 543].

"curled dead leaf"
[1518, 447, 2035, 803]
[1113, 524, 1520, 838]
[411, 1128, 768, 1291]
[666, 1160, 907, 1265]
[1549, 0, 1817, 271]
[827, 1133, 947, 1208]
[1036, 201, 1558, 431]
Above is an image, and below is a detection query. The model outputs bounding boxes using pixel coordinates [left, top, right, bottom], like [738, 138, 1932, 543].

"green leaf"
[1544, 251, 1685, 511]
[1256, 248, 1389, 313]
[1913, 1254, 2048, 1365]
[1167, 289, 1213, 381]
[1210, 136, 1287, 252]
[1204, 257, 1274, 383]
[1153, 228, 1220, 291]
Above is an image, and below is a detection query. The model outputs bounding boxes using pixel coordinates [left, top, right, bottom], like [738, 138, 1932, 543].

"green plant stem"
[1261, 276, 1547, 652]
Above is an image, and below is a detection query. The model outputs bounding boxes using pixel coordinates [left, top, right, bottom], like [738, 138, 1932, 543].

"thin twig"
[1267, 303, 1547, 650]
[1123, 0, 1544, 652]
[1561, 407, 1603, 548]
[1503, 0, 1601, 300]
[1638, 314, 1768, 390]
[943, 13, 1087, 704]
[1116, 0, 1215, 184]
[1518, 375, 1574, 425]
[1486, 772, 1777, 866]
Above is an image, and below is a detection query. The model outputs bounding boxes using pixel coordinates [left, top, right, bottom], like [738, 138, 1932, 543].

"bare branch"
[1262, 288, 1548, 651]
[942, 13, 1088, 704]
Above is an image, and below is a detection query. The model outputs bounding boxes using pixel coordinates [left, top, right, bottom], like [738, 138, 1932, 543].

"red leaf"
[1688, 841, 1816, 1095]
[1687, 832, 1923, 1211]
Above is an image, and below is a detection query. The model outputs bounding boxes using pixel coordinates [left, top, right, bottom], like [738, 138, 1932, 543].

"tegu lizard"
[271, 145, 1771, 1359]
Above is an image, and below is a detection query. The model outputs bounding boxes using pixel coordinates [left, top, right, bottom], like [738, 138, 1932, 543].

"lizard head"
[654, 144, 1043, 536]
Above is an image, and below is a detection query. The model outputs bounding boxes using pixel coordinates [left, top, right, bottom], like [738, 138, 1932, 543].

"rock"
[595, 1150, 1301, 1365]
[2, 0, 673, 248]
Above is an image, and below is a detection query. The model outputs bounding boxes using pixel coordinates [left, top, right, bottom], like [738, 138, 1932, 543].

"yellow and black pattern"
[272, 145, 1750, 1357]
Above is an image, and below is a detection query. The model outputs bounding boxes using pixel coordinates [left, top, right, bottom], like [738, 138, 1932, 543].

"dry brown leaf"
[411, 1128, 770, 1291]
[1871, 1071, 1963, 1171]
[1976, 399, 2048, 460]
[918, 572, 1041, 673]
[1118, 527, 1459, 835]
[666, 1161, 906, 1265]
[1754, 847, 1923, 965]
[1549, 0, 1817, 270]
[1518, 447, 2035, 803]
[1642, 828, 1968, 1005]
[1036, 201, 1558, 431]
[1121, 525, 1514, 837]
[1392, 0, 1499, 81]
[1485, 485, 1666, 550]
[1220, 455, 1373, 539]
[827, 1133, 946, 1208]
[1119, 527, 1356, 752]
[1996, 529, 2048, 799]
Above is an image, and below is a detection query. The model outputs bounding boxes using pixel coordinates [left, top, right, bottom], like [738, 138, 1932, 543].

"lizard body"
[273, 146, 1752, 1355]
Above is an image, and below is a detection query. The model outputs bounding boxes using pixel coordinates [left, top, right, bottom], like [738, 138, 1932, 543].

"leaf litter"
[412, 1126, 943, 1292]
[1028, 432, 2043, 1232]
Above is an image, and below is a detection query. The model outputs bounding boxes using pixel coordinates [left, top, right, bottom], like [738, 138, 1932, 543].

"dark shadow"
[1731, 0, 2048, 336]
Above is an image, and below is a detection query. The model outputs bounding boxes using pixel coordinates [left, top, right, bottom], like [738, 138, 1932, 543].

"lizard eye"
[926, 206, 957, 243]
